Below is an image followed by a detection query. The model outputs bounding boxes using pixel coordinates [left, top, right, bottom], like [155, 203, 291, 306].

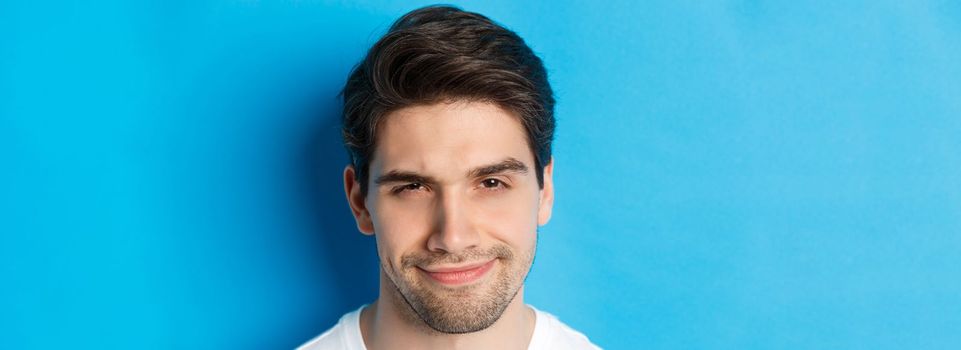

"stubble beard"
[382, 242, 536, 334]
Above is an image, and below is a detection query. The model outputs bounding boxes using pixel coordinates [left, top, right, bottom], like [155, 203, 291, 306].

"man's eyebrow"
[467, 158, 529, 178]
[374, 171, 438, 186]
[374, 158, 529, 186]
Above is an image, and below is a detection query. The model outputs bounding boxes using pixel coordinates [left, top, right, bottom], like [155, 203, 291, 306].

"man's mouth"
[417, 259, 496, 286]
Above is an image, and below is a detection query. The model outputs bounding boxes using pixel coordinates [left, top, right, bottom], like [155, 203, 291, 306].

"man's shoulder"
[530, 306, 602, 350]
[297, 306, 366, 350]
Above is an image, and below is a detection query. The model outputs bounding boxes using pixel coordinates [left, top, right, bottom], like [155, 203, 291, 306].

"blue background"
[3, 1, 960, 349]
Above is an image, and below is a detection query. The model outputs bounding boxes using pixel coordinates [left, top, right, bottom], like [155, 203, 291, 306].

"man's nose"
[426, 190, 479, 254]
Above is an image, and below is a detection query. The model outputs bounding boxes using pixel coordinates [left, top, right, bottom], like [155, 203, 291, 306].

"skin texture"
[343, 101, 554, 350]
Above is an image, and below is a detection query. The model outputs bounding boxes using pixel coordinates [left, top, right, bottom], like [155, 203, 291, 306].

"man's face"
[344, 101, 554, 333]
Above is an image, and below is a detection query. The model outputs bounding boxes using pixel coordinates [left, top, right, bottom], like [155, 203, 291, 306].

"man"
[299, 5, 600, 350]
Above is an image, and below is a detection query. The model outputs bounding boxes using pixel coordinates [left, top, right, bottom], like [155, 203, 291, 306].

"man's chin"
[413, 296, 509, 334]
[393, 271, 520, 334]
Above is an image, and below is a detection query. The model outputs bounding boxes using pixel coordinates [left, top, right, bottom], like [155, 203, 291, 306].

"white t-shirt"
[297, 305, 601, 350]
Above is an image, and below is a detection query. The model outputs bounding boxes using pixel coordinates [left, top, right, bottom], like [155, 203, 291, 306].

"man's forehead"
[369, 101, 535, 178]
[380, 101, 523, 135]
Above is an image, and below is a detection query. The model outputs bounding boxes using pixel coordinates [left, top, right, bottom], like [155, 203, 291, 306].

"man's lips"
[418, 259, 496, 285]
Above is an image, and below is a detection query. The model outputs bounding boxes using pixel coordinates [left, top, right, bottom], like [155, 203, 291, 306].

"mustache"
[402, 245, 514, 268]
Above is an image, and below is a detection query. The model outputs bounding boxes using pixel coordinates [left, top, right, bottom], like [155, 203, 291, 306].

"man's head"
[340, 5, 555, 334]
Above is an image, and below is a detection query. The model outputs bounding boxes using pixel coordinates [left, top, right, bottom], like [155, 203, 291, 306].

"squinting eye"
[393, 183, 425, 194]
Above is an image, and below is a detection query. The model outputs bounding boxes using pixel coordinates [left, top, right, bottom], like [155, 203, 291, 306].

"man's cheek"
[477, 193, 537, 220]
[378, 201, 433, 232]
[481, 197, 539, 232]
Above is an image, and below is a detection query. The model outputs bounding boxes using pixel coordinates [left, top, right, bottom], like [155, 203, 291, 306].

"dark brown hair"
[342, 5, 555, 196]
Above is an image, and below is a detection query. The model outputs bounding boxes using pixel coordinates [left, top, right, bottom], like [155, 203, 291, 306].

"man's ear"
[344, 165, 375, 235]
[537, 157, 554, 226]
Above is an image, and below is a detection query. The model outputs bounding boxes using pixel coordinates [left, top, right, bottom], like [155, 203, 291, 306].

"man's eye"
[394, 183, 425, 194]
[480, 178, 507, 190]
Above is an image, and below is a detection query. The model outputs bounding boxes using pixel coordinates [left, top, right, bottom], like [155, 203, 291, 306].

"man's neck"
[359, 278, 535, 350]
